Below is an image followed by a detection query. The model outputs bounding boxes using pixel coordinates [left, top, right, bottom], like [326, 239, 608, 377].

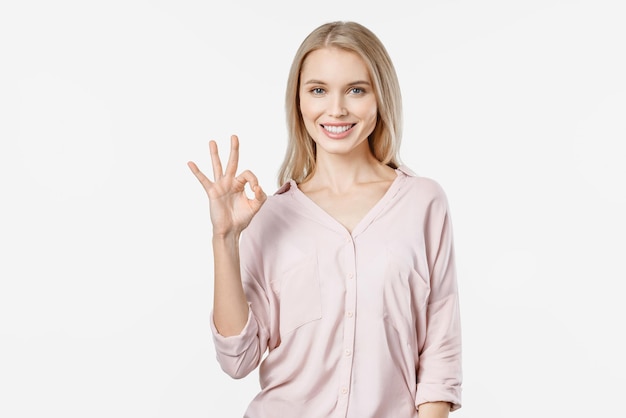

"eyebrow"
[302, 79, 372, 86]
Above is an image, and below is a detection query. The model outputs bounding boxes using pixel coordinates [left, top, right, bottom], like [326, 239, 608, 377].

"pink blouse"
[210, 166, 462, 418]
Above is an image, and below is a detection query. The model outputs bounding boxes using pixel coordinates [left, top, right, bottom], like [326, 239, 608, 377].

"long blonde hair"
[278, 21, 403, 186]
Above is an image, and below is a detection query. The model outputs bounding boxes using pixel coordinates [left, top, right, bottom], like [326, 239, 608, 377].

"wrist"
[212, 231, 241, 245]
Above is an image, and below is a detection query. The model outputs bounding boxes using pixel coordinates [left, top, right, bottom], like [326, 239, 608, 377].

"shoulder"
[398, 165, 450, 205]
[243, 181, 297, 235]
[262, 180, 297, 212]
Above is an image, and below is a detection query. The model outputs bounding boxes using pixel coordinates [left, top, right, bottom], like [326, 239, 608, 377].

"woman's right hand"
[187, 135, 267, 237]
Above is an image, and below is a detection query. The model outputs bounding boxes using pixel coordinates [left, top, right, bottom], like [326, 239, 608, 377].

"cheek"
[360, 100, 378, 124]
[299, 100, 319, 136]
[299, 96, 318, 117]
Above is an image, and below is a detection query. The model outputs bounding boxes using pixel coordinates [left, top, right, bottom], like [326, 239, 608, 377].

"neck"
[306, 149, 392, 194]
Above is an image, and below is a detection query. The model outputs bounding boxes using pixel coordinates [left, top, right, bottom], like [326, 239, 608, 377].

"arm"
[188, 134, 267, 336]
[211, 231, 249, 336]
[415, 183, 462, 410]
[418, 402, 451, 418]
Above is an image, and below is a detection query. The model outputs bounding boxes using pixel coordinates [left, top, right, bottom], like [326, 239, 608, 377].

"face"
[299, 47, 378, 160]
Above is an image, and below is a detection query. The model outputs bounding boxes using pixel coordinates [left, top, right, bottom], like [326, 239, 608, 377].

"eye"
[311, 87, 325, 95]
[349, 87, 365, 94]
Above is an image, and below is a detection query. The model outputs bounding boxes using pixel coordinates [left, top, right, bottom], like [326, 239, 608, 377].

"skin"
[418, 402, 452, 417]
[188, 46, 451, 417]
[187, 136, 266, 336]
[297, 47, 397, 232]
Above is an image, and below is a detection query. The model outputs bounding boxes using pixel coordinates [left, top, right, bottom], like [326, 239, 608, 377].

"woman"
[188, 21, 462, 418]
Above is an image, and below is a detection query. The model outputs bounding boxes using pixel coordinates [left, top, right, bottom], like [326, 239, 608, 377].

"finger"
[209, 140, 224, 181]
[252, 184, 267, 204]
[236, 169, 266, 201]
[187, 161, 214, 189]
[236, 170, 266, 209]
[235, 170, 260, 190]
[224, 135, 240, 178]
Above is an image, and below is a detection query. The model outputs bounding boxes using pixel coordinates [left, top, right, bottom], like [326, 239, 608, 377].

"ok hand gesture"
[188, 135, 267, 237]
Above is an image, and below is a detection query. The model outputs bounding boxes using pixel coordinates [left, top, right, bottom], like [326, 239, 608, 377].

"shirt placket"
[336, 233, 357, 416]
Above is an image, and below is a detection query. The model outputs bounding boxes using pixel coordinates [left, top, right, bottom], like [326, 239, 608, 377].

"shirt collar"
[273, 164, 416, 196]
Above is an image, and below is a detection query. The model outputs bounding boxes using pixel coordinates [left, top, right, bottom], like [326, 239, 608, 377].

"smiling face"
[299, 47, 378, 160]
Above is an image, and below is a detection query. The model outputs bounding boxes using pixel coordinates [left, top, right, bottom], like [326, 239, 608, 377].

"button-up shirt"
[210, 166, 462, 418]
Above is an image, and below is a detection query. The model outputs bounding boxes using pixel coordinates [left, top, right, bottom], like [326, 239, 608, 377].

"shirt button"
[347, 273, 353, 279]
[346, 311, 354, 318]
[345, 349, 352, 357]
[341, 387, 348, 394]
[345, 236, 351, 243]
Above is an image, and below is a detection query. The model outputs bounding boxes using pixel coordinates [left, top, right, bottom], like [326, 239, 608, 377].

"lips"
[321, 124, 355, 134]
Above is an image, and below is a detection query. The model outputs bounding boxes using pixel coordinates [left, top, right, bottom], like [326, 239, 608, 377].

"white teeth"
[323, 125, 352, 133]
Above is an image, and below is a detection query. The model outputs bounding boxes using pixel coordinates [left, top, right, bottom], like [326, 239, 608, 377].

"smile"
[322, 124, 355, 134]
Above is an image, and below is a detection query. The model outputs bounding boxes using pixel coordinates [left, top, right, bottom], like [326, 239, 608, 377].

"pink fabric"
[210, 166, 462, 418]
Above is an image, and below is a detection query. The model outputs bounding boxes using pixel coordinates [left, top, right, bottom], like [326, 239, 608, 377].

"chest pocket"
[275, 253, 322, 336]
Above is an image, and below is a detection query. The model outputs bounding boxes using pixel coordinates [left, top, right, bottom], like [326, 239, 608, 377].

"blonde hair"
[278, 21, 403, 186]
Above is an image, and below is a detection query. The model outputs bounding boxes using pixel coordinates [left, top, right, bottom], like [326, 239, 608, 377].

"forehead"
[300, 47, 371, 81]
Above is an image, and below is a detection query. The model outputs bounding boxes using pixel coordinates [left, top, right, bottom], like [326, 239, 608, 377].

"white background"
[1, 0, 625, 417]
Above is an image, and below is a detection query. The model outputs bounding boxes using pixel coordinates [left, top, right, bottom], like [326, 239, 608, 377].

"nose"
[328, 94, 348, 117]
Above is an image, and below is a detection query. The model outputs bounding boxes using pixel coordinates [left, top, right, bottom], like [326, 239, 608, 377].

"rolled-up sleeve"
[211, 306, 268, 379]
[415, 186, 462, 411]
